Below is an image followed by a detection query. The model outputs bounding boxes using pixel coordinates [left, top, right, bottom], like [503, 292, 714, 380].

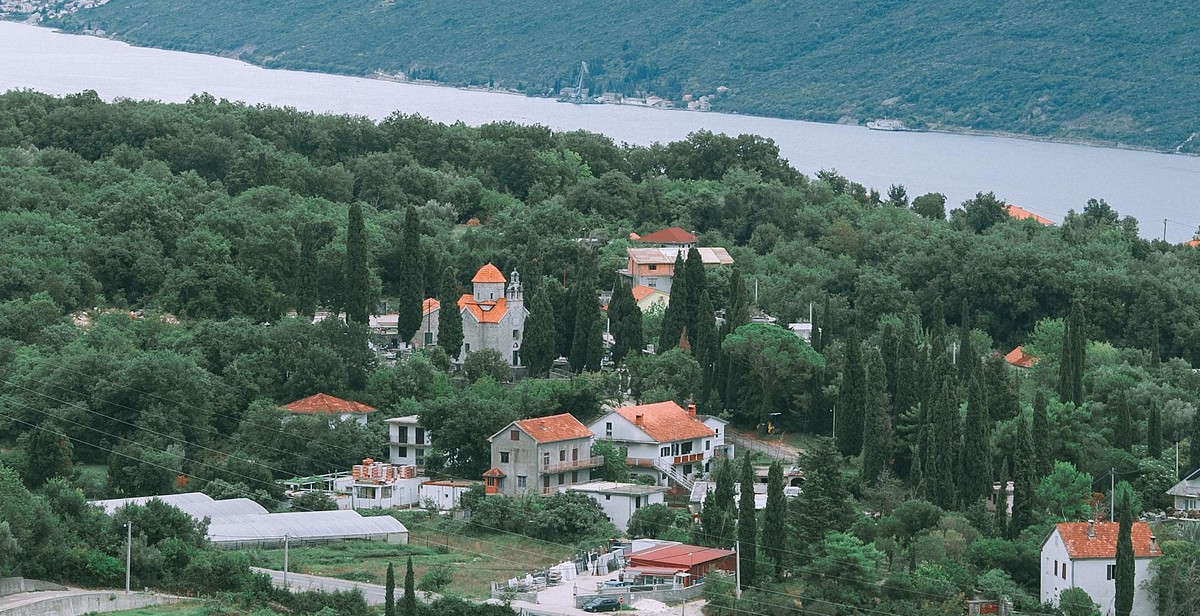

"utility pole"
[124, 520, 132, 594]
[1110, 468, 1115, 521]
[734, 541, 742, 600]
[283, 534, 290, 588]
[1163, 218, 1168, 242]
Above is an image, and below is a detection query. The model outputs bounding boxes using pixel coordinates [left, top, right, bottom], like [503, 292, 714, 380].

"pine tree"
[1059, 301, 1086, 406]
[436, 267, 464, 360]
[1009, 417, 1037, 538]
[343, 202, 372, 324]
[994, 458, 1009, 538]
[861, 348, 893, 485]
[700, 457, 736, 547]
[836, 330, 867, 456]
[790, 437, 852, 559]
[609, 281, 643, 364]
[385, 562, 396, 616]
[658, 252, 689, 352]
[737, 454, 757, 588]
[1032, 390, 1053, 479]
[959, 377, 992, 503]
[396, 206, 424, 341]
[569, 254, 603, 372]
[522, 285, 557, 375]
[1114, 390, 1133, 452]
[401, 556, 417, 616]
[762, 461, 787, 580]
[925, 378, 960, 509]
[683, 247, 707, 349]
[1114, 481, 1135, 616]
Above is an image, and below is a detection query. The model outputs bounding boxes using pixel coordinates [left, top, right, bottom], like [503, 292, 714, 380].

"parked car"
[602, 580, 633, 588]
[582, 597, 622, 612]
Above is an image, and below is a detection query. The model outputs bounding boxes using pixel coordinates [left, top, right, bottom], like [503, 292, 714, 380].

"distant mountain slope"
[51, 0, 1200, 152]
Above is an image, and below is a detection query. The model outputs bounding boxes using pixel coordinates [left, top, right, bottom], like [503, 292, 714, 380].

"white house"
[588, 401, 730, 488]
[566, 481, 668, 533]
[281, 393, 377, 425]
[1040, 521, 1162, 616]
[418, 480, 476, 510]
[386, 415, 431, 468]
[1167, 467, 1200, 513]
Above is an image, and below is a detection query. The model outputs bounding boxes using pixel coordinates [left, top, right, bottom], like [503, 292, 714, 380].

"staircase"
[652, 457, 695, 491]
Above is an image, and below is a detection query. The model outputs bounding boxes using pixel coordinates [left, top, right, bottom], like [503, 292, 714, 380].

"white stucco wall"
[571, 489, 666, 533]
[1041, 529, 1158, 616]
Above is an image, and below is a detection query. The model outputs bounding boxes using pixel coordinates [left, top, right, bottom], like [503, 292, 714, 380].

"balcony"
[673, 453, 704, 466]
[542, 456, 605, 474]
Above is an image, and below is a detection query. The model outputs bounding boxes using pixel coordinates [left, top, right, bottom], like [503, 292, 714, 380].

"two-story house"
[484, 413, 602, 496]
[385, 415, 430, 468]
[1040, 520, 1162, 616]
[619, 247, 733, 295]
[588, 401, 729, 488]
[1167, 467, 1200, 514]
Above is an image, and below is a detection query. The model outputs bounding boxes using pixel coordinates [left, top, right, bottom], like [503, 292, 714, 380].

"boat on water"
[866, 119, 908, 131]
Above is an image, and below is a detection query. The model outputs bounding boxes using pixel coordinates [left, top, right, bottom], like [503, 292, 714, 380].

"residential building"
[630, 285, 670, 312]
[1004, 346, 1038, 369]
[348, 458, 421, 509]
[632, 227, 697, 249]
[588, 401, 730, 489]
[1167, 467, 1200, 513]
[619, 247, 733, 295]
[408, 298, 442, 348]
[282, 392, 377, 425]
[566, 482, 668, 533]
[419, 480, 476, 510]
[457, 264, 529, 366]
[624, 542, 736, 587]
[484, 413, 602, 496]
[386, 415, 430, 468]
[1040, 521, 1162, 616]
[1007, 204, 1055, 225]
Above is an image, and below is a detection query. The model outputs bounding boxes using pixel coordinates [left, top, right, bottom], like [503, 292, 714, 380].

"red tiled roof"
[482, 467, 506, 478]
[1051, 522, 1161, 560]
[1185, 239, 1200, 248]
[628, 543, 735, 568]
[636, 227, 697, 245]
[458, 294, 508, 323]
[616, 401, 714, 443]
[1007, 204, 1054, 225]
[422, 298, 440, 315]
[514, 413, 593, 444]
[472, 263, 507, 284]
[282, 393, 377, 415]
[1004, 346, 1038, 369]
[631, 285, 665, 302]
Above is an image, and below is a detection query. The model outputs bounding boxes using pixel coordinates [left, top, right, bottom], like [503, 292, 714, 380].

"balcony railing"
[673, 453, 704, 465]
[542, 456, 605, 473]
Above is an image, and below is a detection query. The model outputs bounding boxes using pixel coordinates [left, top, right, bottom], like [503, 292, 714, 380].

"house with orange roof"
[282, 393, 377, 425]
[630, 285, 670, 312]
[483, 413, 601, 496]
[1040, 520, 1162, 616]
[588, 401, 730, 489]
[1004, 346, 1038, 369]
[453, 264, 529, 366]
[407, 298, 442, 350]
[1007, 204, 1054, 225]
[634, 226, 698, 248]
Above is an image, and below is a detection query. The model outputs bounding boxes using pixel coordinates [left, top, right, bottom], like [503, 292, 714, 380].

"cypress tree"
[718, 267, 750, 409]
[791, 437, 853, 557]
[1009, 417, 1037, 538]
[683, 247, 708, 349]
[1113, 390, 1133, 452]
[609, 281, 643, 364]
[343, 202, 372, 324]
[384, 562, 396, 616]
[569, 255, 603, 373]
[401, 556, 417, 616]
[396, 206, 424, 341]
[925, 378, 960, 509]
[1147, 403, 1162, 459]
[522, 285, 557, 375]
[1032, 390, 1053, 479]
[861, 348, 893, 485]
[836, 330, 867, 456]
[296, 220, 334, 316]
[694, 289, 719, 411]
[1059, 300, 1086, 406]
[959, 377, 992, 503]
[1149, 320, 1161, 368]
[815, 294, 834, 352]
[1190, 406, 1200, 475]
[700, 457, 736, 547]
[1114, 481, 1135, 616]
[658, 252, 689, 352]
[994, 458, 1009, 538]
[436, 267, 464, 360]
[737, 454, 757, 588]
[762, 461, 787, 579]
[880, 321, 901, 400]
[985, 354, 1018, 422]
[556, 279, 576, 359]
[958, 300, 978, 386]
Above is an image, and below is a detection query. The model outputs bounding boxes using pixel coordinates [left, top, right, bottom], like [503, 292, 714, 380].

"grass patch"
[244, 514, 574, 598]
[105, 602, 208, 616]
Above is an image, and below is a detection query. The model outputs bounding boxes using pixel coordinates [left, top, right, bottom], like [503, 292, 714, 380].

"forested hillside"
[47, 0, 1200, 153]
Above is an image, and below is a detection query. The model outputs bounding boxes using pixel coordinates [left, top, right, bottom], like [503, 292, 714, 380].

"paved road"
[252, 567, 441, 606]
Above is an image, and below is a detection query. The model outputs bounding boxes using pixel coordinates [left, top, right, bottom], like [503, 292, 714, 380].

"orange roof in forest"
[513, 413, 593, 443]
[472, 264, 507, 284]
[1007, 204, 1054, 225]
[631, 285, 665, 302]
[422, 298, 440, 315]
[616, 401, 714, 443]
[1004, 346, 1038, 369]
[458, 294, 508, 323]
[1185, 238, 1200, 248]
[482, 467, 506, 478]
[282, 393, 377, 415]
[635, 227, 697, 245]
[1049, 522, 1161, 560]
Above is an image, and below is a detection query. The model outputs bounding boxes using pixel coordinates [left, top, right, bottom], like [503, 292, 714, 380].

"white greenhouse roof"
[91, 493, 268, 519]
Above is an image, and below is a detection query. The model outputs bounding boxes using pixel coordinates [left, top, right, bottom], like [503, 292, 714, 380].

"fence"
[726, 432, 797, 463]
[573, 582, 705, 608]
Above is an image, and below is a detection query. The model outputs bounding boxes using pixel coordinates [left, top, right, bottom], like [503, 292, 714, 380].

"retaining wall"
[0, 592, 183, 616]
[0, 578, 67, 598]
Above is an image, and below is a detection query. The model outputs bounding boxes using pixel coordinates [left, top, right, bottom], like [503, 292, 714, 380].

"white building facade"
[588, 402, 730, 488]
[386, 415, 430, 468]
[566, 482, 668, 533]
[1040, 521, 1161, 616]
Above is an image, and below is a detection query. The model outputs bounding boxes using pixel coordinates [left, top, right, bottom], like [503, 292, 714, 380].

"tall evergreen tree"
[1114, 481, 1135, 616]
[658, 252, 689, 352]
[396, 206, 424, 341]
[861, 348, 893, 485]
[385, 562, 396, 616]
[1190, 407, 1200, 476]
[814, 294, 834, 352]
[957, 300, 978, 386]
[925, 378, 960, 509]
[700, 458, 736, 547]
[790, 437, 852, 559]
[1009, 417, 1037, 538]
[737, 454, 758, 588]
[683, 247, 707, 349]
[762, 461, 787, 580]
[343, 202, 372, 324]
[984, 354, 1016, 422]
[995, 458, 1009, 538]
[836, 330, 867, 456]
[1149, 320, 1161, 368]
[400, 556, 417, 616]
[609, 281, 644, 364]
[959, 377, 992, 503]
[694, 289, 719, 411]
[1059, 300, 1086, 406]
[569, 254, 603, 372]
[555, 279, 576, 358]
[436, 267, 464, 360]
[522, 285, 557, 375]
[718, 267, 750, 410]
[295, 220, 334, 316]
[1147, 402, 1162, 459]
[1032, 390, 1053, 479]
[1114, 390, 1134, 452]
[880, 321, 901, 401]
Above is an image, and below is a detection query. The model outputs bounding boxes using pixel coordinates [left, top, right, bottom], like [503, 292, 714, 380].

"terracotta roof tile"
[482, 467, 506, 478]
[1052, 522, 1161, 560]
[628, 543, 735, 568]
[1007, 204, 1054, 225]
[282, 393, 377, 415]
[1186, 239, 1200, 248]
[514, 413, 593, 444]
[472, 263, 507, 284]
[458, 294, 508, 323]
[422, 298, 440, 315]
[631, 285, 664, 302]
[627, 247, 734, 266]
[616, 401, 714, 443]
[635, 227, 698, 245]
[1004, 346, 1038, 369]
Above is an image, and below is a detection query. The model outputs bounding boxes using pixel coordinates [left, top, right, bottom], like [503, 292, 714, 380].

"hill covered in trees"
[46, 0, 1200, 153]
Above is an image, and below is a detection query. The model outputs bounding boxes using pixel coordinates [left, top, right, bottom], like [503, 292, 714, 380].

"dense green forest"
[2, 91, 1200, 613]
[44, 0, 1200, 153]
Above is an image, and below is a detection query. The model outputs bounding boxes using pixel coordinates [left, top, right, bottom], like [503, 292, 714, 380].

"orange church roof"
[1007, 204, 1054, 225]
[472, 264, 507, 284]
[282, 393, 377, 415]
[458, 294, 508, 323]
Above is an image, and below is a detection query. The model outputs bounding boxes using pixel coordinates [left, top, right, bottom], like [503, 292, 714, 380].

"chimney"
[635, 414, 644, 426]
[1150, 535, 1159, 554]
[1087, 519, 1095, 539]
[688, 403, 697, 417]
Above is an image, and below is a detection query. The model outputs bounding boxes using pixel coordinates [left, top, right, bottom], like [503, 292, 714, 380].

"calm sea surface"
[3, 21, 1199, 240]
